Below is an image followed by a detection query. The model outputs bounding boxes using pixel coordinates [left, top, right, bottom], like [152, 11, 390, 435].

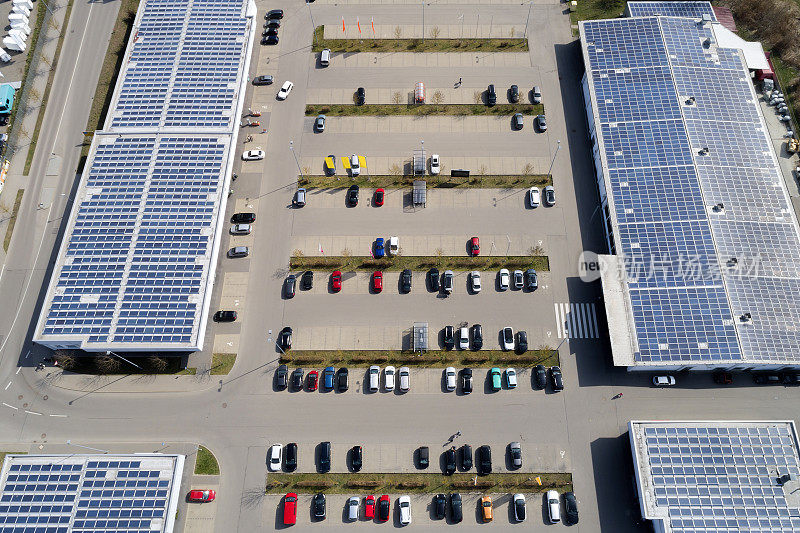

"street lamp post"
[106, 351, 143, 371]
[306, 0, 316, 31]
[547, 139, 561, 176]
[422, 1, 425, 41]
[66, 440, 109, 454]
[524, 1, 533, 36]
[289, 140, 303, 178]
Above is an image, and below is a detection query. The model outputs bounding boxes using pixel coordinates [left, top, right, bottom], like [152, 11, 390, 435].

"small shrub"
[289, 354, 326, 364]
[462, 353, 490, 363]
[296, 480, 334, 489]
[347, 480, 381, 488]
[395, 481, 427, 489]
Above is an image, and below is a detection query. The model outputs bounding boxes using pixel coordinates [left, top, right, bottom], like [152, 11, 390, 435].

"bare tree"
[509, 27, 516, 38]
[473, 91, 483, 104]
[430, 26, 441, 39]
[389, 162, 402, 176]
[293, 249, 304, 257]
[431, 90, 444, 105]
[54, 351, 77, 371]
[528, 245, 544, 256]
[28, 88, 41, 102]
[301, 165, 311, 176]
[146, 356, 168, 373]
[478, 164, 488, 176]
[95, 356, 121, 375]
[392, 91, 403, 104]
[394, 26, 402, 39]
[522, 163, 534, 176]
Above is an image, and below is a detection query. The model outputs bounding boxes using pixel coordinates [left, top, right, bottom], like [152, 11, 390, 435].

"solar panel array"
[627, 1, 717, 20]
[633, 422, 800, 532]
[0, 455, 182, 533]
[582, 14, 800, 365]
[35, 0, 251, 351]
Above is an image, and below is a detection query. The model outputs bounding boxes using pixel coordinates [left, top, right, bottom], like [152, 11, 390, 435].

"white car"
[267, 443, 282, 472]
[230, 223, 251, 235]
[399, 366, 410, 392]
[242, 149, 264, 161]
[653, 375, 676, 387]
[430, 154, 440, 175]
[529, 187, 541, 207]
[458, 328, 469, 350]
[277, 80, 293, 100]
[384, 365, 396, 391]
[347, 496, 360, 521]
[368, 365, 380, 392]
[499, 269, 510, 291]
[513, 493, 526, 522]
[350, 154, 360, 176]
[502, 327, 514, 351]
[470, 271, 481, 292]
[445, 367, 456, 391]
[547, 490, 561, 523]
[506, 368, 517, 389]
[398, 495, 412, 525]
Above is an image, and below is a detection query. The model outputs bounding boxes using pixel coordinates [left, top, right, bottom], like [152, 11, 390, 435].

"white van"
[320, 48, 331, 66]
[350, 154, 360, 176]
[368, 365, 380, 392]
[388, 236, 399, 255]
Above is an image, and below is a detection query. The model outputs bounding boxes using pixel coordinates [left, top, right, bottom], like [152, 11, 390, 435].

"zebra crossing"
[554, 303, 601, 339]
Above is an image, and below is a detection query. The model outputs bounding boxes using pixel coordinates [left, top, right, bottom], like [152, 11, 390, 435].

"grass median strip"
[266, 472, 572, 494]
[194, 446, 220, 475]
[211, 353, 236, 375]
[300, 174, 551, 189]
[281, 349, 559, 368]
[290, 255, 550, 273]
[3, 189, 24, 252]
[312, 26, 527, 53]
[306, 103, 543, 117]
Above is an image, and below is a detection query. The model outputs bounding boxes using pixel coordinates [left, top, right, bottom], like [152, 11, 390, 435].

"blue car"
[323, 366, 335, 390]
[375, 238, 385, 258]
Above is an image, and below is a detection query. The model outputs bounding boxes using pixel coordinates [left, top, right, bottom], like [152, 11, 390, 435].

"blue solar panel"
[627, 1, 717, 20]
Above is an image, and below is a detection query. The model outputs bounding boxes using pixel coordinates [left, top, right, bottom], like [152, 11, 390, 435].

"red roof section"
[713, 6, 736, 31]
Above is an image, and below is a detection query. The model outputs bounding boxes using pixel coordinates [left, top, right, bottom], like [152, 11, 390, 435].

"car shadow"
[274, 498, 289, 529]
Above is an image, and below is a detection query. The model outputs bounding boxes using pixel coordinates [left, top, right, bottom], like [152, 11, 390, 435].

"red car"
[188, 489, 216, 503]
[331, 270, 342, 292]
[364, 495, 376, 519]
[374, 188, 385, 207]
[283, 492, 297, 525]
[307, 370, 319, 391]
[470, 236, 480, 256]
[372, 271, 383, 293]
[377, 494, 390, 521]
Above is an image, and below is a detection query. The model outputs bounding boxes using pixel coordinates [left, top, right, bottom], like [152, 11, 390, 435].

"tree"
[392, 91, 403, 104]
[478, 164, 488, 176]
[431, 90, 444, 105]
[293, 249, 304, 257]
[95, 356, 121, 375]
[389, 162, 402, 176]
[473, 91, 482, 104]
[301, 166, 311, 176]
[529, 245, 544, 256]
[54, 350, 77, 371]
[522, 163, 534, 176]
[394, 26, 402, 39]
[146, 356, 168, 373]
[430, 26, 440, 39]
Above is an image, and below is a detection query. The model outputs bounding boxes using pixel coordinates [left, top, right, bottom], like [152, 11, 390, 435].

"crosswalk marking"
[555, 303, 600, 339]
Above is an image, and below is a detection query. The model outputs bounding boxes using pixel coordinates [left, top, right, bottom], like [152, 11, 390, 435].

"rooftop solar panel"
[626, 1, 717, 20]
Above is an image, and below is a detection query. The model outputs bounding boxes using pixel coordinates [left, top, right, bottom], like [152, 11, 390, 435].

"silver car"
[368, 365, 380, 392]
[445, 367, 457, 391]
[537, 114, 547, 131]
[399, 367, 410, 392]
[443, 270, 454, 294]
[498, 269, 510, 291]
[544, 185, 555, 206]
[532, 85, 542, 104]
[314, 114, 326, 132]
[347, 496, 360, 521]
[230, 223, 251, 235]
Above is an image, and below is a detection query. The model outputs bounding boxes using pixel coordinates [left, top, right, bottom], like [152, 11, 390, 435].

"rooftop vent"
[727, 257, 738, 267]
[712, 202, 724, 213]
[698, 147, 710, 155]
[684, 96, 696, 106]
[740, 313, 752, 324]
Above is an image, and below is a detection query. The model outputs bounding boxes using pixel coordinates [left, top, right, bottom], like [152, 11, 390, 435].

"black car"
[516, 331, 528, 354]
[350, 446, 362, 472]
[0, 114, 9, 126]
[418, 446, 429, 469]
[460, 368, 473, 394]
[276, 364, 288, 390]
[266, 8, 284, 19]
[450, 493, 463, 523]
[564, 491, 579, 524]
[231, 212, 256, 224]
[319, 441, 331, 473]
[753, 373, 782, 385]
[512, 113, 524, 130]
[279, 326, 292, 352]
[355, 87, 365, 105]
[526, 268, 538, 290]
[471, 324, 483, 350]
[460, 444, 472, 470]
[477, 445, 492, 475]
[347, 185, 359, 206]
[262, 35, 279, 45]
[285, 442, 297, 471]
[312, 493, 326, 519]
[550, 366, 564, 391]
[337, 367, 349, 391]
[291, 368, 304, 391]
[444, 448, 456, 475]
[487, 84, 497, 106]
[284, 274, 296, 298]
[253, 75, 273, 85]
[784, 374, 800, 385]
[301, 270, 314, 290]
[433, 494, 446, 519]
[263, 27, 278, 36]
[428, 268, 440, 291]
[378, 494, 391, 520]
[213, 310, 237, 322]
[265, 18, 281, 28]
[509, 84, 519, 103]
[443, 325, 455, 350]
[534, 364, 547, 389]
[400, 269, 412, 293]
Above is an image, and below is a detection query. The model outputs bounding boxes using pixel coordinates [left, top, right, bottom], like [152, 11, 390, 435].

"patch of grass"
[194, 446, 220, 475]
[3, 189, 24, 252]
[290, 255, 550, 272]
[570, 0, 626, 26]
[306, 103, 543, 117]
[281, 349, 559, 368]
[266, 472, 572, 494]
[312, 25, 527, 53]
[210, 353, 236, 375]
[79, 0, 141, 170]
[300, 174, 551, 189]
[24, 0, 75, 175]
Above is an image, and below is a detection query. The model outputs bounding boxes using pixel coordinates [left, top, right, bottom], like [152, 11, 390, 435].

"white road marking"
[15, 367, 21, 375]
[2, 403, 17, 410]
[4, 381, 11, 390]
[49, 414, 67, 418]
[24, 410, 42, 416]
[555, 303, 600, 339]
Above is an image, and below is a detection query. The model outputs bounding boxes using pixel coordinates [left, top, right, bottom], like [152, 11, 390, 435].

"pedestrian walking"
[458, 76, 462, 84]
[456, 431, 462, 437]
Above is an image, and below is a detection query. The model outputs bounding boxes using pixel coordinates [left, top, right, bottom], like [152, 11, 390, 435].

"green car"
[490, 367, 502, 391]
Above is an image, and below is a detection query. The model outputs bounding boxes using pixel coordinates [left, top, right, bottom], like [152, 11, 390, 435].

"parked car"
[400, 269, 412, 293]
[319, 441, 331, 473]
[499, 269, 510, 290]
[262, 34, 279, 45]
[347, 184, 359, 205]
[322, 366, 335, 390]
[470, 236, 480, 256]
[460, 444, 472, 470]
[502, 327, 514, 351]
[356, 87, 365, 105]
[350, 154, 360, 176]
[477, 445, 492, 475]
[374, 188, 385, 206]
[509, 84, 519, 103]
[253, 75, 273, 85]
[537, 113, 547, 131]
[398, 496, 412, 525]
[564, 492, 579, 524]
[337, 367, 349, 391]
[364, 495, 376, 519]
[526, 269, 538, 290]
[418, 446, 429, 469]
[471, 323, 483, 350]
[534, 364, 547, 389]
[325, 153, 336, 176]
[347, 496, 360, 521]
[230, 223, 251, 235]
[279, 326, 292, 352]
[430, 154, 440, 175]
[214, 310, 237, 322]
[372, 271, 383, 293]
[506, 368, 518, 389]
[713, 371, 733, 385]
[268, 443, 282, 471]
[266, 9, 284, 19]
[384, 366, 396, 391]
[509, 441, 522, 469]
[442, 270, 454, 294]
[652, 375, 676, 387]
[529, 186, 540, 207]
[513, 112, 524, 130]
[513, 493, 526, 522]
[277, 81, 293, 100]
[399, 367, 410, 392]
[312, 493, 326, 520]
[443, 325, 455, 350]
[444, 448, 456, 475]
[512, 269, 523, 290]
[753, 373, 782, 384]
[460, 368, 473, 394]
[487, 84, 497, 106]
[481, 495, 493, 522]
[490, 368, 501, 391]
[307, 370, 318, 391]
[285, 442, 297, 471]
[459, 328, 469, 351]
[301, 270, 313, 290]
[532, 85, 542, 104]
[544, 185, 555, 206]
[428, 267, 440, 291]
[784, 373, 800, 385]
[331, 271, 342, 293]
[275, 364, 288, 390]
[228, 246, 249, 258]
[283, 493, 297, 525]
[433, 493, 446, 519]
[368, 365, 380, 392]
[242, 149, 264, 161]
[314, 114, 326, 132]
[551, 366, 564, 391]
[450, 493, 463, 523]
[320, 48, 331, 66]
[294, 188, 306, 207]
[547, 490, 561, 523]
[374, 237, 385, 258]
[291, 368, 303, 391]
[445, 367, 457, 391]
[263, 27, 278, 36]
[516, 331, 528, 354]
[470, 271, 482, 293]
[351, 445, 362, 472]
[231, 212, 256, 224]
[378, 494, 390, 521]
[188, 489, 216, 503]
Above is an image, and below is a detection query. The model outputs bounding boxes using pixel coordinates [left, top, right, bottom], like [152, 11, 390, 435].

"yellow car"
[481, 495, 493, 522]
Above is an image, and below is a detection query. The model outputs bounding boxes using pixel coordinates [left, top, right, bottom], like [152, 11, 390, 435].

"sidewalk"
[42, 369, 222, 394]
